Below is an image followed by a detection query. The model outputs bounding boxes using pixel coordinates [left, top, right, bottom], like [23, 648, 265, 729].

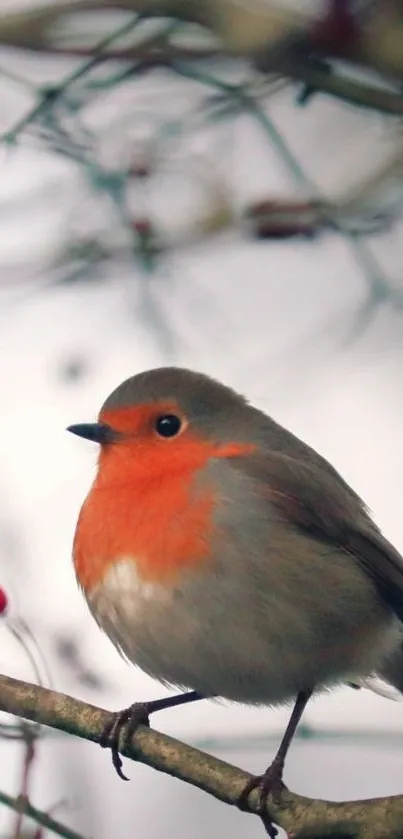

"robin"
[68, 367, 403, 834]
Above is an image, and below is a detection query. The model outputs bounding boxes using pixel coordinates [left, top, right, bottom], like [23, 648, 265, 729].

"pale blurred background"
[1, 1, 403, 837]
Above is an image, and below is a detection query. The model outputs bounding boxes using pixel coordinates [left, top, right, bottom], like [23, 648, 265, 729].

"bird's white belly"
[87, 556, 230, 695]
[86, 556, 399, 704]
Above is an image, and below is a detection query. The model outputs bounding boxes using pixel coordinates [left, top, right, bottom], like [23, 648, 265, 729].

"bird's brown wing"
[232, 451, 403, 622]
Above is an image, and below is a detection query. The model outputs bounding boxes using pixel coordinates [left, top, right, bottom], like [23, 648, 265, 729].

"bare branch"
[0, 1, 403, 115]
[0, 0, 210, 51]
[271, 56, 403, 115]
[0, 673, 402, 837]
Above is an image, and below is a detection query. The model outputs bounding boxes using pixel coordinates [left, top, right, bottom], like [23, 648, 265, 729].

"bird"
[68, 366, 403, 834]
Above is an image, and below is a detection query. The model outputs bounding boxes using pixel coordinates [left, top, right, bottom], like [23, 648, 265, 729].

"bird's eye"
[155, 414, 182, 438]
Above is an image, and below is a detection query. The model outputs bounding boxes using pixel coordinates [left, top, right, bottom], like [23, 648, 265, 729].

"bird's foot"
[100, 702, 152, 781]
[99, 690, 206, 780]
[237, 757, 287, 838]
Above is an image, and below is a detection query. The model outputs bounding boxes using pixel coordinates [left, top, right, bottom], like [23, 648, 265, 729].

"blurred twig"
[0, 789, 88, 839]
[0, 1, 403, 113]
[0, 0, 401, 353]
[1, 11, 145, 144]
[0, 673, 402, 838]
[12, 725, 36, 839]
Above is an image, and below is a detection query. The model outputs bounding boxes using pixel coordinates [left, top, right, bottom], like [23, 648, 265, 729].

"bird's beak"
[66, 422, 120, 444]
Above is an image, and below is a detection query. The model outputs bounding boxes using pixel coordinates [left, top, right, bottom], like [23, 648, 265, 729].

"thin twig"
[2, 11, 144, 143]
[12, 725, 36, 839]
[0, 789, 89, 839]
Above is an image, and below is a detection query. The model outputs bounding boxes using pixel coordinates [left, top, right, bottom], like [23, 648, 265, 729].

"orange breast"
[73, 417, 255, 595]
[73, 467, 216, 593]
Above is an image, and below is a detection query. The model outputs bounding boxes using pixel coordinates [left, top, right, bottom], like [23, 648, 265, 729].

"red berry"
[133, 218, 153, 237]
[0, 588, 9, 614]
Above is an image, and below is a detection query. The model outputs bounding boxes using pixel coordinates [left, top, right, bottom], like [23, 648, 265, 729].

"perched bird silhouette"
[68, 367, 403, 833]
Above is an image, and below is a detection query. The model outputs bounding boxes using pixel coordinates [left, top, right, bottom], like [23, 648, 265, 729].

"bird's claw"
[237, 759, 287, 838]
[100, 702, 151, 780]
[99, 691, 205, 780]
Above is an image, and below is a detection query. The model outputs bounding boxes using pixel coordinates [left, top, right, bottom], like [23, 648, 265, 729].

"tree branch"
[0, 1, 403, 116]
[0, 673, 402, 838]
[271, 56, 403, 116]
